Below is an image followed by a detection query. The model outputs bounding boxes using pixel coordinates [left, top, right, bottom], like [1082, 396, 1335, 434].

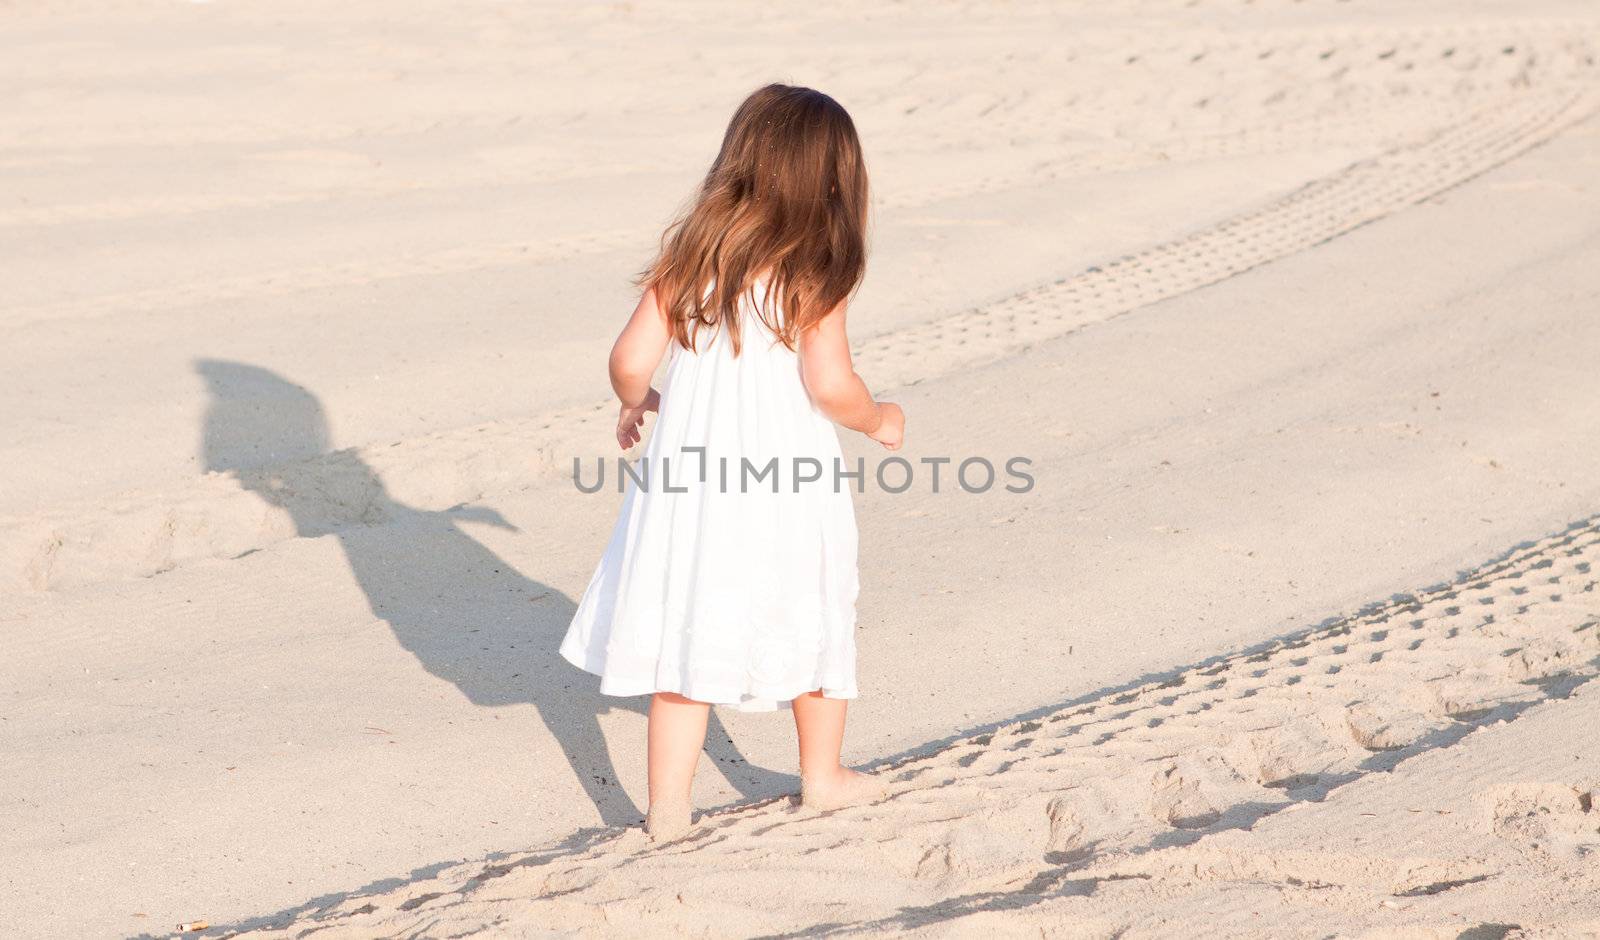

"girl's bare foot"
[644, 799, 692, 842]
[800, 766, 886, 811]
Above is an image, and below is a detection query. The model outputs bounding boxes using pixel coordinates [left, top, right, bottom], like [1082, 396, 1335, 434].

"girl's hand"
[617, 388, 661, 450]
[867, 402, 904, 451]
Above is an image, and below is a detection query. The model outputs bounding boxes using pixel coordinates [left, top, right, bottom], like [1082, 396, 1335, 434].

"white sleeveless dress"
[559, 285, 860, 712]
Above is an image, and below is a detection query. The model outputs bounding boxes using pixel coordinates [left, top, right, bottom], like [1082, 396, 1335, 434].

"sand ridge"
[219, 517, 1600, 937]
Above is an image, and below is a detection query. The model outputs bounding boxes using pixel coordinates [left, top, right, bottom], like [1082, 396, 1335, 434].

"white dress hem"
[559, 635, 857, 713]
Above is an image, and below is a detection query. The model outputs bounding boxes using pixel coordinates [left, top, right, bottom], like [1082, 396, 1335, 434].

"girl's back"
[660, 281, 842, 470]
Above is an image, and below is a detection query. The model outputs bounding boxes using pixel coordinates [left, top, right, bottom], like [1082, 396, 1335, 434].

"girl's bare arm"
[797, 304, 904, 449]
[610, 288, 672, 449]
[611, 288, 672, 407]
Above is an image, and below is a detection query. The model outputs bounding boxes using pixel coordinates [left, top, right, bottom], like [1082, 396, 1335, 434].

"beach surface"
[3, 1, 1599, 936]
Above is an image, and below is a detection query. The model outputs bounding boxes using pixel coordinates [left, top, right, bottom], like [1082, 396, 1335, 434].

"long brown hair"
[642, 83, 869, 354]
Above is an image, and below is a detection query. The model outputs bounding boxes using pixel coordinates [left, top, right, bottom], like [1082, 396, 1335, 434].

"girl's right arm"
[610, 288, 672, 450]
[798, 303, 904, 450]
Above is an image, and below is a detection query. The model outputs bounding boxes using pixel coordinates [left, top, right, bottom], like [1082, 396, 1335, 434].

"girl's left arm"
[610, 287, 672, 450]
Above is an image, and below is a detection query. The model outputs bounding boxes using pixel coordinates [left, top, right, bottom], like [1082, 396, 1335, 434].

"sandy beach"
[3, 1, 1599, 936]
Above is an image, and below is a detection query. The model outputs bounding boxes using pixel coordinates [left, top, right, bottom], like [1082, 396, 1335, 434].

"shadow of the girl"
[194, 358, 790, 826]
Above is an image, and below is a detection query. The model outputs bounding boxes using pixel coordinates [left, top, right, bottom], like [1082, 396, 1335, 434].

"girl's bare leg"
[646, 691, 710, 840]
[791, 690, 885, 810]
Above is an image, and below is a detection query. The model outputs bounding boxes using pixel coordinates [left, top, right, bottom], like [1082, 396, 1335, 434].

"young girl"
[559, 84, 905, 840]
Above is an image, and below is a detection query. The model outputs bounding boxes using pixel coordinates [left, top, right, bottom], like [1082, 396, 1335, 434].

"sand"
[3, 1, 1599, 937]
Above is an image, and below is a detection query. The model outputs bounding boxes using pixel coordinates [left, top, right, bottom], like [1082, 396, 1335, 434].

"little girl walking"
[559, 84, 905, 840]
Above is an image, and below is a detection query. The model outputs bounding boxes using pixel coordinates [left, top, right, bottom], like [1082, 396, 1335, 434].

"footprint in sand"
[1484, 781, 1600, 857]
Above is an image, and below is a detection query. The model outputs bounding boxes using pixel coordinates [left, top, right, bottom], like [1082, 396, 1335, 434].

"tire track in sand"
[5, 87, 1596, 593]
[215, 515, 1600, 938]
